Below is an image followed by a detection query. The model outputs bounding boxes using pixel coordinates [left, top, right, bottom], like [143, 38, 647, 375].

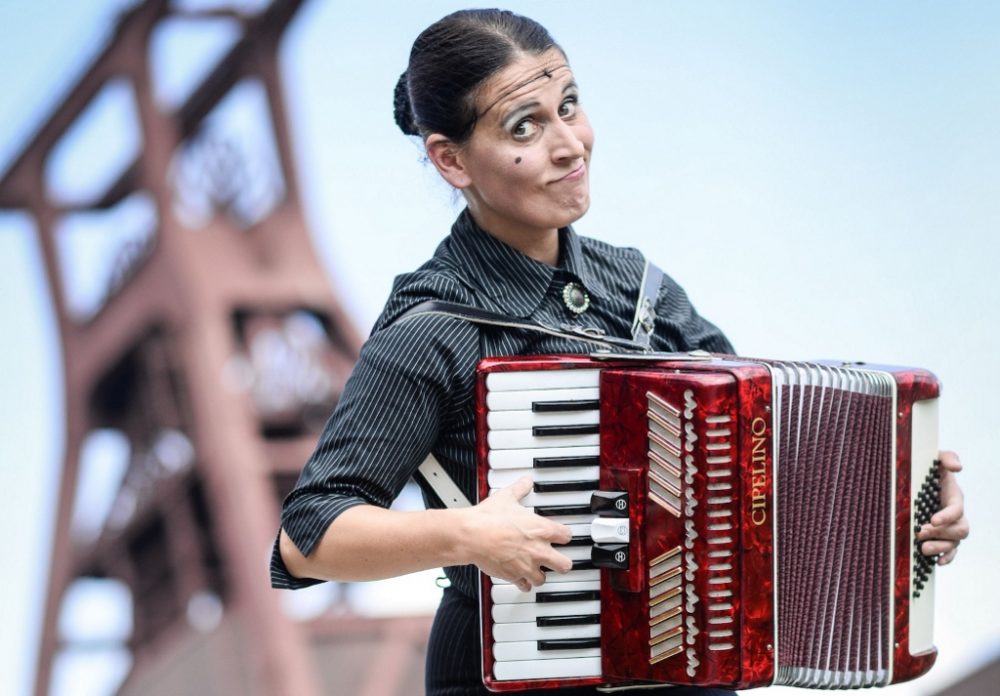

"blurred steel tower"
[0, 1, 430, 694]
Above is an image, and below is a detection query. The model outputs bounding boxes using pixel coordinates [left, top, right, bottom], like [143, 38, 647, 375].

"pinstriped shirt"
[271, 208, 732, 596]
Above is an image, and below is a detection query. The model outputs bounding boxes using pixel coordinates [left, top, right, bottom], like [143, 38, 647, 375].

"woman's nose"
[549, 119, 587, 161]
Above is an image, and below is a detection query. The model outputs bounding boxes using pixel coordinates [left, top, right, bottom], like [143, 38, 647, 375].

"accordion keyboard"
[484, 368, 605, 682]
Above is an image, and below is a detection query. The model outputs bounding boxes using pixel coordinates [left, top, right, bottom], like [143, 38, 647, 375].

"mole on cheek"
[515, 157, 522, 164]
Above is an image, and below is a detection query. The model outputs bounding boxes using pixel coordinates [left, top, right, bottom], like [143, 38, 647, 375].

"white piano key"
[488, 430, 600, 450]
[491, 580, 601, 604]
[493, 640, 601, 662]
[493, 599, 600, 623]
[487, 387, 600, 412]
[487, 466, 599, 489]
[493, 656, 603, 681]
[486, 369, 600, 392]
[493, 621, 600, 643]
[487, 446, 600, 469]
[488, 409, 599, 430]
[491, 569, 600, 585]
[540, 513, 597, 525]
[491, 488, 593, 508]
[566, 523, 592, 538]
[551, 545, 592, 561]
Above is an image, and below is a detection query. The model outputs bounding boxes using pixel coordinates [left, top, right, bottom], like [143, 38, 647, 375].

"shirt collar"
[558, 223, 608, 298]
[448, 209, 607, 317]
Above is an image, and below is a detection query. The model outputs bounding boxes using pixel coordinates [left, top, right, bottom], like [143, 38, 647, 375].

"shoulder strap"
[415, 453, 471, 508]
[631, 261, 665, 349]
[394, 261, 666, 351]
[395, 300, 650, 353]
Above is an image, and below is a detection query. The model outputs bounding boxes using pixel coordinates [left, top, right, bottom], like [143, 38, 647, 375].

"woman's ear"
[425, 134, 472, 189]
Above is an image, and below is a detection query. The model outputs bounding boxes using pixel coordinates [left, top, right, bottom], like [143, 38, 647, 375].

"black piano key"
[590, 490, 629, 517]
[538, 637, 602, 651]
[532, 399, 601, 413]
[532, 424, 600, 437]
[533, 455, 600, 469]
[535, 504, 593, 517]
[536, 590, 601, 603]
[534, 479, 597, 493]
[556, 536, 592, 547]
[536, 614, 600, 627]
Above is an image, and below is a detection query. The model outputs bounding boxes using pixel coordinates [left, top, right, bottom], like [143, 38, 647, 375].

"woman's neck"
[466, 206, 560, 267]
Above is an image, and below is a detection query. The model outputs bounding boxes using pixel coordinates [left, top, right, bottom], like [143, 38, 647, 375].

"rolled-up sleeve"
[270, 313, 478, 589]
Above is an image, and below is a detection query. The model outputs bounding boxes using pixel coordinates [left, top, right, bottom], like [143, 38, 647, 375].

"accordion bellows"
[476, 354, 940, 691]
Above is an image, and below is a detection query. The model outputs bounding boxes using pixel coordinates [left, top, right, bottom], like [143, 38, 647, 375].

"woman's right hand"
[460, 477, 573, 593]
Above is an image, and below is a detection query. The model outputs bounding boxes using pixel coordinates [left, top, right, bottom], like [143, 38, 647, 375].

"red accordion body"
[475, 354, 941, 691]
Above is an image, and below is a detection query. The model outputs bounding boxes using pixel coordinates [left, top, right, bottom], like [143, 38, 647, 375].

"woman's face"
[453, 48, 594, 250]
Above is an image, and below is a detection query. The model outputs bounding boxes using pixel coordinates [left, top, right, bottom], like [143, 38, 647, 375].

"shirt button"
[562, 281, 590, 315]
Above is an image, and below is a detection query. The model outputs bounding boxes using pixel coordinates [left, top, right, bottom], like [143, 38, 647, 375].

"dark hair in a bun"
[393, 9, 562, 142]
[393, 71, 420, 136]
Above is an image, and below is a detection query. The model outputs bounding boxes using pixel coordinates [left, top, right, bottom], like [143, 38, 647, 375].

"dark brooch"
[562, 281, 591, 315]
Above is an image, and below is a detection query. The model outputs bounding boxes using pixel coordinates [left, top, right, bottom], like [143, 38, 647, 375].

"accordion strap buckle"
[560, 324, 607, 339]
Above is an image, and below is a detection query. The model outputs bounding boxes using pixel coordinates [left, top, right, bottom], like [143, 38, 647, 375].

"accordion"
[475, 353, 941, 691]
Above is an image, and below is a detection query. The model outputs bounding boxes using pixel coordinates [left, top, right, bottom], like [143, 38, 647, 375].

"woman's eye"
[559, 98, 578, 118]
[512, 119, 539, 140]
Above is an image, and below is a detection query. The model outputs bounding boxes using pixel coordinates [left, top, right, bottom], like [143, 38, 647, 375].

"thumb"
[938, 451, 962, 473]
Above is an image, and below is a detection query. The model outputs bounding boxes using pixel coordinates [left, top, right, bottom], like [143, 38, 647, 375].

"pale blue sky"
[1, 1, 998, 695]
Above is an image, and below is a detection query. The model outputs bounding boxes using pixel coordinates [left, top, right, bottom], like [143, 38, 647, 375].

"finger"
[937, 547, 959, 565]
[928, 505, 963, 530]
[540, 520, 573, 544]
[921, 515, 969, 543]
[920, 514, 961, 538]
[524, 567, 547, 587]
[930, 471, 965, 528]
[507, 476, 534, 501]
[515, 578, 532, 593]
[540, 548, 573, 574]
[919, 539, 958, 557]
[917, 508, 969, 541]
[921, 499, 965, 539]
[928, 502, 963, 531]
[937, 450, 962, 473]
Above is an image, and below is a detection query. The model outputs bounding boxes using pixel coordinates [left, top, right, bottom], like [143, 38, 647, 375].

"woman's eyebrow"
[501, 101, 541, 128]
[499, 80, 580, 128]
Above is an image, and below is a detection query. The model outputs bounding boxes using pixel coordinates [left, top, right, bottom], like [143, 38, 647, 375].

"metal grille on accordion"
[475, 354, 941, 692]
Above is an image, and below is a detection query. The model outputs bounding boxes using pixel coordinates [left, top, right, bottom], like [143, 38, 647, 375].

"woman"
[272, 9, 968, 695]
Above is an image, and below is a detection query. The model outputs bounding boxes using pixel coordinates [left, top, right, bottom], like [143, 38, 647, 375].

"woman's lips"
[553, 163, 586, 183]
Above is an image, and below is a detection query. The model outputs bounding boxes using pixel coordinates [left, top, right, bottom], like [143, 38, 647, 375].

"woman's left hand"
[916, 450, 969, 565]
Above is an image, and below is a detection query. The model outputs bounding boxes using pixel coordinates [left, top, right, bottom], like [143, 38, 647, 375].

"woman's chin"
[558, 194, 591, 227]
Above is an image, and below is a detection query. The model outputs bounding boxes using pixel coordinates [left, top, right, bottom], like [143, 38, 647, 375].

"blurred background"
[1, 1, 997, 695]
